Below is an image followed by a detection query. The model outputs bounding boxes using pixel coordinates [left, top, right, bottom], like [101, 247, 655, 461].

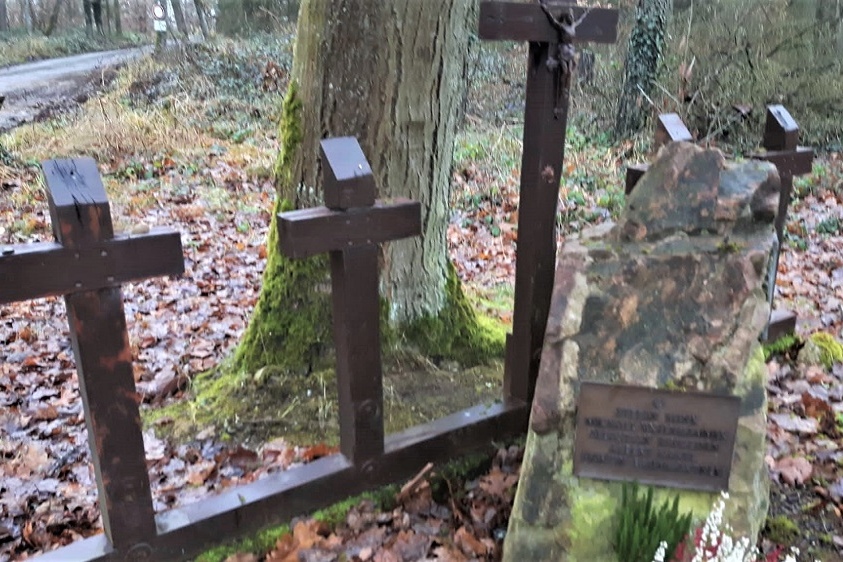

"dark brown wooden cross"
[277, 137, 421, 466]
[479, 2, 618, 403]
[751, 105, 815, 342]
[0, 158, 184, 551]
[625, 112, 693, 194]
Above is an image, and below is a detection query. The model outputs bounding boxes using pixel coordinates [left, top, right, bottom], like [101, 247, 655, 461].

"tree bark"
[614, 0, 671, 138]
[83, 0, 93, 35]
[170, 0, 187, 35]
[193, 0, 209, 39]
[235, 0, 481, 373]
[0, 0, 9, 32]
[22, 0, 35, 31]
[44, 0, 66, 35]
[112, 0, 121, 35]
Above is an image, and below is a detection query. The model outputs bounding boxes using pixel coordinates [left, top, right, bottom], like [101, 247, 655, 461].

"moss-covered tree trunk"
[234, 0, 490, 375]
[613, 0, 671, 139]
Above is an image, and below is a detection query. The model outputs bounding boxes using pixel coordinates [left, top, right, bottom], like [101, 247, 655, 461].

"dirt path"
[0, 47, 150, 132]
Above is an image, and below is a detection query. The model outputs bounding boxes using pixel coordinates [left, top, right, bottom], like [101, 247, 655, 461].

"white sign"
[152, 4, 165, 19]
[153, 19, 167, 31]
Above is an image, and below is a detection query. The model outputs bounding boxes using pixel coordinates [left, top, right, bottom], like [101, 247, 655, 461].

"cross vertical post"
[751, 105, 814, 342]
[277, 137, 421, 466]
[0, 158, 185, 552]
[478, 2, 618, 403]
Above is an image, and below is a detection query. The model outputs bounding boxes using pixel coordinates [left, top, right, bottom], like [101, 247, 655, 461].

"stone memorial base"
[504, 142, 779, 561]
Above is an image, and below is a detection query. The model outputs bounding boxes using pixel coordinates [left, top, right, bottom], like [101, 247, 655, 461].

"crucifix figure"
[277, 137, 421, 466]
[479, 2, 618, 403]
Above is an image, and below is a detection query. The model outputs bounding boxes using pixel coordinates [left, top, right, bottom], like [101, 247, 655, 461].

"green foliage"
[613, 482, 693, 562]
[809, 332, 843, 369]
[0, 30, 146, 68]
[764, 515, 800, 546]
[762, 334, 801, 361]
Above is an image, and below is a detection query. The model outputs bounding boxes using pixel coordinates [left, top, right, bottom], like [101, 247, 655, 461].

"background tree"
[613, 0, 671, 138]
[233, 0, 494, 376]
[170, 0, 187, 35]
[0, 0, 9, 31]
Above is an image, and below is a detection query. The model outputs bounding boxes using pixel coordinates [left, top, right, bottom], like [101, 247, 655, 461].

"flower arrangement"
[651, 492, 815, 562]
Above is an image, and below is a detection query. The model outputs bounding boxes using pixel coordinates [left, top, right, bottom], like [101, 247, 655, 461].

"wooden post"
[625, 112, 693, 195]
[478, 2, 619, 403]
[751, 105, 814, 342]
[277, 137, 421, 466]
[0, 158, 184, 552]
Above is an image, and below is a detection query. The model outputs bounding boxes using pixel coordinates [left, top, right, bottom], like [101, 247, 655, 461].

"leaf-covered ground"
[1, 34, 843, 562]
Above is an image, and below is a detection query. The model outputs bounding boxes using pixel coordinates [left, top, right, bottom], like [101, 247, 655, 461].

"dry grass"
[2, 58, 215, 165]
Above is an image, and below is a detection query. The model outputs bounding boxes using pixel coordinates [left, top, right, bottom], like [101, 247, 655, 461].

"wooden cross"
[277, 137, 421, 466]
[751, 105, 815, 342]
[0, 158, 184, 550]
[625, 112, 693, 194]
[479, 1, 618, 403]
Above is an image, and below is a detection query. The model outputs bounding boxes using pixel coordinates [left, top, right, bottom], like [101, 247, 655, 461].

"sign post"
[152, 3, 167, 53]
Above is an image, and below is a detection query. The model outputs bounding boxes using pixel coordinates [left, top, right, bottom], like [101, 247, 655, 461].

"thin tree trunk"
[0, 0, 9, 32]
[22, 0, 34, 31]
[193, 0, 209, 38]
[236, 0, 481, 372]
[170, 0, 187, 35]
[44, 0, 66, 35]
[83, 0, 93, 34]
[614, 0, 671, 138]
[103, 0, 111, 34]
[91, 0, 103, 34]
[112, 0, 120, 34]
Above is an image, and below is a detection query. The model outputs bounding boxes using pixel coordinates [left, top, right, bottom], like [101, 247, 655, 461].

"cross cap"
[320, 137, 376, 210]
[43, 157, 114, 245]
[764, 105, 799, 152]
[655, 113, 692, 150]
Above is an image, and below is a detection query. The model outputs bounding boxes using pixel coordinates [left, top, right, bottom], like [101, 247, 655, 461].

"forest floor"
[1, 30, 843, 562]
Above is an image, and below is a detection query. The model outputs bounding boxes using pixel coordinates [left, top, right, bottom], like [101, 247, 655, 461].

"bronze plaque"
[573, 382, 741, 492]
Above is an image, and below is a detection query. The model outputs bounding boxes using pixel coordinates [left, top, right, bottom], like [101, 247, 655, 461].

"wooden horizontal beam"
[34, 400, 530, 562]
[0, 228, 184, 305]
[278, 200, 421, 259]
[750, 146, 814, 176]
[479, 2, 619, 44]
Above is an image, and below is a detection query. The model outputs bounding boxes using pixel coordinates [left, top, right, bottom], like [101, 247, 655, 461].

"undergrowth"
[0, 30, 146, 68]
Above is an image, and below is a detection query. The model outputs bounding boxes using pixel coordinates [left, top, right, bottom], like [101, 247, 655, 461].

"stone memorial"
[504, 141, 779, 561]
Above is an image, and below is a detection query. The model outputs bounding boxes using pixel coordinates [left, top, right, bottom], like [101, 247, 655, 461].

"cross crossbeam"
[0, 157, 185, 551]
[479, 1, 619, 404]
[278, 137, 421, 466]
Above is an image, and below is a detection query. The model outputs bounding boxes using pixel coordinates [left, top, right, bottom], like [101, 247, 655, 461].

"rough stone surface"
[504, 142, 780, 561]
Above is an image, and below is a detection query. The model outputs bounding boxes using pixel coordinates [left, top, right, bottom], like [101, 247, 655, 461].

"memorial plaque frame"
[573, 382, 740, 492]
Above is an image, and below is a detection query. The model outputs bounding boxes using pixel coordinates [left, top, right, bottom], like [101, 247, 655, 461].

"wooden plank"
[278, 200, 421, 259]
[763, 309, 797, 343]
[504, 40, 569, 403]
[0, 229, 184, 304]
[655, 113, 692, 149]
[34, 401, 530, 562]
[330, 245, 385, 463]
[479, 2, 618, 44]
[41, 158, 158, 549]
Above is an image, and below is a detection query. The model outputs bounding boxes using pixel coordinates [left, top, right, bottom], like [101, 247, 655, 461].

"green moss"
[400, 262, 507, 366]
[763, 334, 802, 361]
[274, 80, 303, 189]
[764, 515, 800, 545]
[809, 332, 843, 369]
